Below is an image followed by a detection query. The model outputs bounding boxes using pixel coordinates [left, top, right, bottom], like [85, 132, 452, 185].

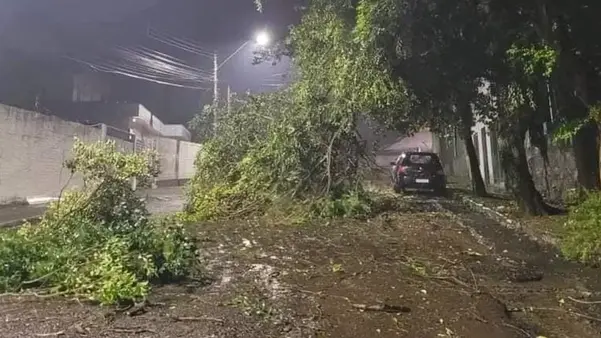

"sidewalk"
[0, 204, 46, 227]
[0, 186, 185, 227]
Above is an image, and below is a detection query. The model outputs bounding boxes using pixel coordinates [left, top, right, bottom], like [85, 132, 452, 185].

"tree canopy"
[195, 0, 601, 217]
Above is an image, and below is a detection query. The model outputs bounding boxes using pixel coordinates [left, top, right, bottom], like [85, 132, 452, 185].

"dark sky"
[0, 0, 297, 123]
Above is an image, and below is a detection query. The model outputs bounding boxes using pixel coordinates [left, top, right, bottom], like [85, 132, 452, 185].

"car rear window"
[402, 154, 441, 167]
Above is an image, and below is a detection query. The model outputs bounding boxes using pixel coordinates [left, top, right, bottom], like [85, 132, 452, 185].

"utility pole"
[227, 85, 231, 115]
[213, 52, 219, 104]
[213, 52, 219, 134]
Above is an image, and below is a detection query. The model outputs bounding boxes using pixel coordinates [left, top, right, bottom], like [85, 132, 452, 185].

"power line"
[65, 56, 211, 89]
[100, 58, 205, 82]
[112, 48, 213, 81]
[147, 27, 215, 55]
[147, 27, 214, 58]
[63, 37, 218, 87]
[122, 45, 213, 75]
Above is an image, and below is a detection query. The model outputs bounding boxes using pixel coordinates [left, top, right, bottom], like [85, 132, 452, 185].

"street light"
[212, 30, 270, 132]
[217, 30, 271, 71]
[255, 31, 270, 47]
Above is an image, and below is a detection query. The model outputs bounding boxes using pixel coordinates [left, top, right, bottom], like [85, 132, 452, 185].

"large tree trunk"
[462, 130, 487, 197]
[500, 129, 559, 216]
[572, 122, 600, 191]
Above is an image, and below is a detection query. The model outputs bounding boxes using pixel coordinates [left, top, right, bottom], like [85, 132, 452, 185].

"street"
[1, 192, 599, 338]
[0, 186, 185, 227]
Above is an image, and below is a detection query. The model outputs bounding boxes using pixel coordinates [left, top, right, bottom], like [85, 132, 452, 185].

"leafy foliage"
[250, 0, 601, 216]
[0, 140, 195, 304]
[184, 2, 404, 221]
[507, 43, 557, 78]
[552, 105, 601, 144]
[185, 83, 375, 221]
[561, 192, 601, 265]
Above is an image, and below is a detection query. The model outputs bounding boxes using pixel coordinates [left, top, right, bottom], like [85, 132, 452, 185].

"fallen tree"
[0, 140, 195, 305]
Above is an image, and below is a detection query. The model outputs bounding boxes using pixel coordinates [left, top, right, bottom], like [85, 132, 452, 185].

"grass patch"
[561, 192, 601, 265]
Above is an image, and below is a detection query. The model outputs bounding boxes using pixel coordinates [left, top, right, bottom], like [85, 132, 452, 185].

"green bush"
[184, 0, 404, 223]
[0, 140, 195, 304]
[561, 192, 601, 265]
[563, 188, 587, 207]
[310, 191, 373, 219]
[184, 87, 371, 223]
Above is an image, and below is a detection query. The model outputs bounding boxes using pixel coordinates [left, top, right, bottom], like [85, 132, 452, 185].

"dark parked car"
[390, 152, 446, 194]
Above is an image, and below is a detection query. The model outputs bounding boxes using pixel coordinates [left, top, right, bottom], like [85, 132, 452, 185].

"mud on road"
[2, 192, 601, 337]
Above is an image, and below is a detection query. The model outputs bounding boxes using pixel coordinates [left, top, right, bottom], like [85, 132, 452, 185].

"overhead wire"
[122, 45, 213, 75]
[65, 55, 211, 89]
[147, 27, 215, 55]
[257, 71, 294, 88]
[113, 48, 213, 81]
[101, 50, 212, 82]
[147, 27, 214, 58]
[62, 29, 218, 89]
[99, 58, 203, 82]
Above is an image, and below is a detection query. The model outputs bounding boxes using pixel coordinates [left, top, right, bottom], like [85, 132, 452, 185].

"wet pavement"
[0, 186, 185, 227]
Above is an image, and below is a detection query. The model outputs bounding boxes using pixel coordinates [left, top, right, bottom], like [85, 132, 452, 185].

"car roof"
[404, 152, 439, 157]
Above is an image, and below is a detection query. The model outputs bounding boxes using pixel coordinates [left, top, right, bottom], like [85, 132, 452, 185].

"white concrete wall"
[178, 141, 201, 180]
[155, 139, 201, 182]
[163, 124, 191, 141]
[0, 104, 202, 204]
[157, 138, 178, 181]
[108, 135, 134, 153]
[471, 121, 503, 188]
[0, 104, 103, 203]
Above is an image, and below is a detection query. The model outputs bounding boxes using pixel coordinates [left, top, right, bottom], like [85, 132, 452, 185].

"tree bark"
[500, 129, 560, 216]
[462, 130, 487, 197]
[572, 122, 600, 191]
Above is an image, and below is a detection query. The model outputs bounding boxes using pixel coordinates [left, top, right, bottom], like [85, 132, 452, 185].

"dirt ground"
[2, 190, 601, 338]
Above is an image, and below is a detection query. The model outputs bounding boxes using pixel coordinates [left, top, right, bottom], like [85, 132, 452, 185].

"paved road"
[0, 186, 185, 227]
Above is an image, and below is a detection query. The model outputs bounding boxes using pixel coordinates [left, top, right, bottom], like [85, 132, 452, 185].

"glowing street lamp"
[255, 31, 270, 47]
[212, 30, 271, 132]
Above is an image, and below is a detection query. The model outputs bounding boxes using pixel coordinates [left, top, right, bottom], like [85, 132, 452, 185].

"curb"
[459, 194, 558, 246]
[0, 200, 29, 208]
[0, 215, 43, 228]
[26, 197, 58, 205]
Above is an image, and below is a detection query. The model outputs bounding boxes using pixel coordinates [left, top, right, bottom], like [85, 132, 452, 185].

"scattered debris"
[172, 316, 225, 323]
[110, 327, 156, 334]
[34, 332, 65, 337]
[351, 303, 411, 313]
[506, 269, 544, 283]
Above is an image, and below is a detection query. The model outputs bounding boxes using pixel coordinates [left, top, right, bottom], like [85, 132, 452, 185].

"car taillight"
[397, 166, 408, 174]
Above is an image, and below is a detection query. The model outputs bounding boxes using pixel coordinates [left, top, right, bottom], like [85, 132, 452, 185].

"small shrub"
[310, 190, 373, 219]
[0, 139, 196, 304]
[563, 188, 587, 207]
[561, 192, 601, 265]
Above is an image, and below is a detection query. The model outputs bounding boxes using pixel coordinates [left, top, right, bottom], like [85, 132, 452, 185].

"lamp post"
[212, 30, 270, 133]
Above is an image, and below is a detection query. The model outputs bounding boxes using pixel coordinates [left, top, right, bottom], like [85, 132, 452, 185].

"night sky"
[0, 0, 298, 123]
